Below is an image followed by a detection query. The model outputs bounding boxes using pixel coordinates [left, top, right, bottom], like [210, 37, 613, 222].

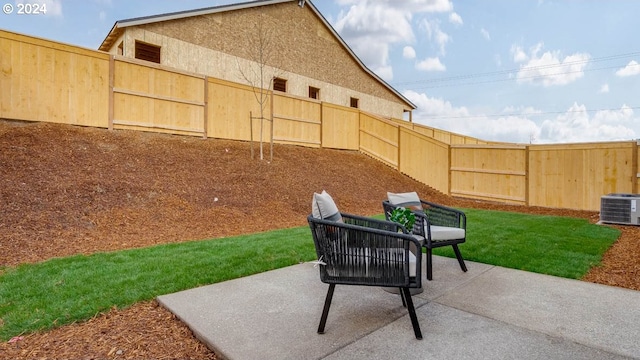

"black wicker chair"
[383, 199, 467, 281]
[307, 213, 424, 339]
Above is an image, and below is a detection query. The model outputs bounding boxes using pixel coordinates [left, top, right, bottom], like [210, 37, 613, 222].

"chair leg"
[399, 287, 407, 307]
[401, 287, 423, 340]
[452, 244, 467, 272]
[318, 284, 335, 334]
[426, 248, 433, 280]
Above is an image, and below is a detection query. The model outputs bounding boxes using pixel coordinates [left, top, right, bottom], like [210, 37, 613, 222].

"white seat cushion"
[429, 225, 465, 241]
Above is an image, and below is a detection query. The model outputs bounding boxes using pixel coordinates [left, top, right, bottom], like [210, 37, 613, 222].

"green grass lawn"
[434, 209, 620, 279]
[0, 209, 620, 340]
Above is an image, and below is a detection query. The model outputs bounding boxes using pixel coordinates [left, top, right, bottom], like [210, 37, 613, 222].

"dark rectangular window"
[273, 77, 287, 92]
[350, 97, 359, 109]
[135, 41, 161, 64]
[309, 86, 320, 100]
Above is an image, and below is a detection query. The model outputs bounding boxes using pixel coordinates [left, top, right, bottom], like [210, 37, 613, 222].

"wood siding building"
[98, 0, 416, 120]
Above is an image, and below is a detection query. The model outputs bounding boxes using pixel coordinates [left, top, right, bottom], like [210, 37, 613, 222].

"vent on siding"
[309, 86, 320, 100]
[135, 41, 161, 64]
[273, 78, 287, 92]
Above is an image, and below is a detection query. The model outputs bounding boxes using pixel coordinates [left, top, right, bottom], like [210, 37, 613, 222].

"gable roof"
[98, 0, 416, 110]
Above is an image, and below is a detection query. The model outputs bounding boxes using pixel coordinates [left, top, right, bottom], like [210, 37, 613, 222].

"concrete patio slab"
[157, 256, 640, 360]
[434, 265, 640, 359]
[323, 302, 629, 360]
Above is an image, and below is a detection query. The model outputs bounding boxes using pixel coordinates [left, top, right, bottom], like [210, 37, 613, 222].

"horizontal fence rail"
[2, 29, 639, 212]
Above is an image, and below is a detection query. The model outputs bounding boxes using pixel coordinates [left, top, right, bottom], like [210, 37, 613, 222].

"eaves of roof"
[98, 0, 416, 110]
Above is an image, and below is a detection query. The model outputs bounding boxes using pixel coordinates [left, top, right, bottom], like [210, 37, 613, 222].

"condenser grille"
[600, 193, 640, 225]
[600, 197, 632, 223]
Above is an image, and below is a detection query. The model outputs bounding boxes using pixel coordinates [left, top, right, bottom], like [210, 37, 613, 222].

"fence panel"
[112, 58, 205, 136]
[321, 103, 359, 150]
[450, 144, 528, 204]
[399, 127, 450, 194]
[272, 93, 321, 147]
[359, 112, 399, 168]
[207, 77, 272, 142]
[528, 142, 636, 211]
[0, 30, 109, 127]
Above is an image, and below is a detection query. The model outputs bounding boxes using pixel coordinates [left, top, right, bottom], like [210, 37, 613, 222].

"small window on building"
[135, 40, 161, 64]
[117, 42, 123, 56]
[350, 97, 359, 109]
[273, 77, 287, 92]
[309, 86, 320, 100]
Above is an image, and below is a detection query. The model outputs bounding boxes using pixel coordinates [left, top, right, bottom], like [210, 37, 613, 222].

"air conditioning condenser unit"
[600, 193, 640, 225]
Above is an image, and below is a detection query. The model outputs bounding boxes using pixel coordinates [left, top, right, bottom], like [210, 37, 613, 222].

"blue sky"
[2, 0, 639, 144]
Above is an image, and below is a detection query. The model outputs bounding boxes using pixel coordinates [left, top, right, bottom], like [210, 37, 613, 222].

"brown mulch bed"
[0, 120, 638, 359]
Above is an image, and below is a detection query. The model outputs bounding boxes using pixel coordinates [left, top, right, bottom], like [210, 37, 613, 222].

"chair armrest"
[420, 200, 466, 229]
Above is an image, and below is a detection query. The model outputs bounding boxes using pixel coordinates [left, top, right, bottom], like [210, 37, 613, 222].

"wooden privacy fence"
[3, 28, 640, 212]
[0, 30, 109, 127]
[450, 144, 528, 205]
[111, 57, 206, 136]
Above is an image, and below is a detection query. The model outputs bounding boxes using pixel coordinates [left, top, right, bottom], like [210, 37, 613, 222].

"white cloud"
[374, 65, 394, 82]
[539, 103, 636, 143]
[334, 0, 455, 79]
[335, 5, 414, 44]
[405, 90, 639, 144]
[16, 0, 62, 16]
[599, 84, 610, 93]
[515, 43, 590, 86]
[334, 3, 415, 81]
[416, 57, 446, 72]
[615, 60, 640, 77]
[480, 28, 490, 41]
[408, 0, 453, 12]
[404, 90, 469, 118]
[420, 19, 450, 55]
[510, 45, 528, 62]
[404, 90, 540, 143]
[449, 12, 463, 26]
[403, 46, 416, 59]
[352, 40, 393, 80]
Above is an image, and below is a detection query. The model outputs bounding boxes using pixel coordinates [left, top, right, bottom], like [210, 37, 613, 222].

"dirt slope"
[0, 120, 638, 359]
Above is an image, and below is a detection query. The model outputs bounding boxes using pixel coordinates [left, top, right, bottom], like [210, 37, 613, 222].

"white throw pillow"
[311, 190, 342, 222]
[387, 191, 422, 211]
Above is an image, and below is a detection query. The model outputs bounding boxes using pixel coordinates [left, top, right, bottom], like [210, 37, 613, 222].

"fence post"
[250, 111, 254, 159]
[396, 125, 401, 171]
[525, 145, 530, 206]
[447, 143, 452, 196]
[270, 89, 274, 162]
[203, 76, 208, 139]
[108, 55, 115, 130]
[319, 101, 323, 148]
[633, 141, 639, 194]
